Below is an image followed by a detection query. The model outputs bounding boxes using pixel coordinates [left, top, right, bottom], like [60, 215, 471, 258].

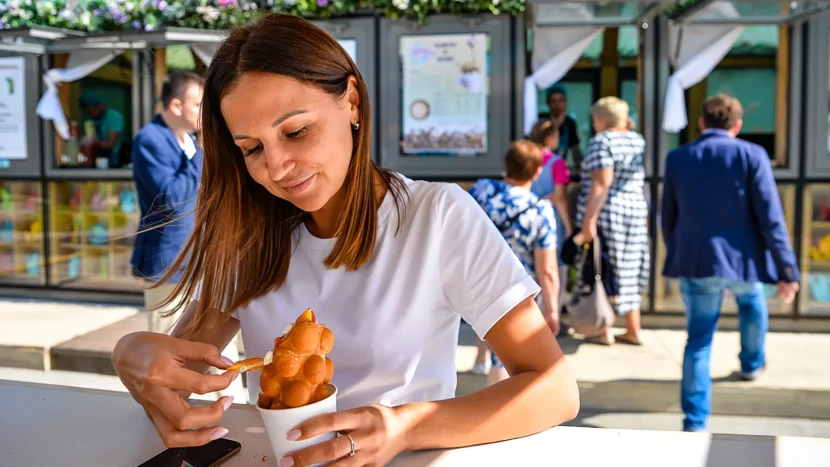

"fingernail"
[211, 428, 228, 441]
[278, 457, 294, 467]
[223, 396, 234, 411]
[231, 371, 240, 381]
[221, 356, 234, 366]
[286, 429, 301, 441]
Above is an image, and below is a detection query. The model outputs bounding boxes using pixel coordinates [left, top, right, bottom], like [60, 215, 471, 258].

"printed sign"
[0, 57, 27, 160]
[400, 33, 488, 156]
[338, 39, 357, 63]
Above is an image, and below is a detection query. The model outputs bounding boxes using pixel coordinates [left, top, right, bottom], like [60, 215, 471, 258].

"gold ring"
[346, 434, 356, 456]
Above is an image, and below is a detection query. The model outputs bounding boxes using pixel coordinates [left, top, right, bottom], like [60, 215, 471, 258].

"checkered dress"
[576, 130, 650, 316]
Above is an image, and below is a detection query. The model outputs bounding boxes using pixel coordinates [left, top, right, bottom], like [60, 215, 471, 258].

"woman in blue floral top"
[468, 140, 561, 384]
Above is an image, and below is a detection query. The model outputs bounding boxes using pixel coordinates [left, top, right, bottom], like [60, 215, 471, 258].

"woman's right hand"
[112, 331, 240, 448]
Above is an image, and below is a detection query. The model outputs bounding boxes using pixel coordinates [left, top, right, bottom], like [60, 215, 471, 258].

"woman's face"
[544, 132, 559, 151]
[221, 71, 359, 213]
[591, 114, 605, 133]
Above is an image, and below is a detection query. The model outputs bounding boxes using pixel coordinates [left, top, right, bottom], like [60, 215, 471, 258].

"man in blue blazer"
[131, 70, 205, 331]
[661, 94, 800, 432]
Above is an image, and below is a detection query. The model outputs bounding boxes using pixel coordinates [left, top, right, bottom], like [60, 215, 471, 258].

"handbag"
[568, 236, 616, 338]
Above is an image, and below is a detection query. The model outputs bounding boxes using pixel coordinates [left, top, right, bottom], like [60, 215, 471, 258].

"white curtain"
[523, 3, 603, 135]
[190, 43, 220, 67]
[662, 1, 745, 132]
[35, 50, 120, 140]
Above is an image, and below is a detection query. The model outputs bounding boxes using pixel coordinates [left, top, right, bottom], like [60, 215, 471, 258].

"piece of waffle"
[229, 308, 335, 409]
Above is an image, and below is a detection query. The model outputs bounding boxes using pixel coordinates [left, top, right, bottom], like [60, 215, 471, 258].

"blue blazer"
[661, 129, 799, 285]
[130, 115, 202, 283]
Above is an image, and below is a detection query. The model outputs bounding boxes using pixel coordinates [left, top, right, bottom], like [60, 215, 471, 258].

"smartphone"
[138, 438, 242, 467]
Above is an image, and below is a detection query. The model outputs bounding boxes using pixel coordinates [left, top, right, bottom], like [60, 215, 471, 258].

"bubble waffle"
[228, 308, 335, 409]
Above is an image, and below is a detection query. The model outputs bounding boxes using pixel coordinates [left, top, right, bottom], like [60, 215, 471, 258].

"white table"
[2, 380, 829, 467]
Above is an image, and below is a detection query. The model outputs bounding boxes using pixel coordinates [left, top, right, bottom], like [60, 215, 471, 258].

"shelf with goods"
[651, 184, 796, 315]
[0, 181, 46, 285]
[799, 184, 830, 316]
[47, 180, 141, 291]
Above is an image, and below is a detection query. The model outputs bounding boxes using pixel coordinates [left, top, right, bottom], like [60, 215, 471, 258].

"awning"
[0, 26, 85, 55]
[45, 27, 226, 53]
[669, 0, 830, 25]
[528, 0, 669, 28]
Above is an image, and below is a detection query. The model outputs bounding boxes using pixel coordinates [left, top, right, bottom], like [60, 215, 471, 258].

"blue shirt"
[130, 115, 202, 282]
[661, 129, 799, 284]
[469, 179, 557, 278]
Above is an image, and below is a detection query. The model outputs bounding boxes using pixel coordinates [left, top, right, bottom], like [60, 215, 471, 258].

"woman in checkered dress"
[576, 97, 649, 345]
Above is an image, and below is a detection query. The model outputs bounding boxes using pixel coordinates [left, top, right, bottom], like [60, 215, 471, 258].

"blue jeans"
[678, 277, 768, 431]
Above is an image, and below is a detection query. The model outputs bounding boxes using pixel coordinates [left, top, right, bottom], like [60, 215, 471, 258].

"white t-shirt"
[233, 175, 539, 410]
[179, 133, 197, 160]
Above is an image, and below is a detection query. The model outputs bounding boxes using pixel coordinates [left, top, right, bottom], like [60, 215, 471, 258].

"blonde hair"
[592, 96, 629, 129]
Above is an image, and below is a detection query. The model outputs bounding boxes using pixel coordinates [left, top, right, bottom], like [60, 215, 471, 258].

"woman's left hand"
[580, 222, 597, 243]
[280, 404, 409, 467]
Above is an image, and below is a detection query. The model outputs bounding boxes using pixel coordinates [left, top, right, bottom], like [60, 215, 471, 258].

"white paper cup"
[256, 384, 338, 462]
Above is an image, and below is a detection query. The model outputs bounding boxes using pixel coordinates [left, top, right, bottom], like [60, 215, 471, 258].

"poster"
[0, 57, 27, 161]
[338, 39, 357, 63]
[400, 33, 488, 156]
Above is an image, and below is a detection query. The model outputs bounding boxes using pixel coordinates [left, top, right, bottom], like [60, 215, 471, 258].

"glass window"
[678, 8, 782, 165]
[668, 4, 785, 168]
[399, 33, 489, 157]
[652, 183, 795, 315]
[0, 181, 45, 285]
[800, 184, 830, 316]
[534, 24, 641, 171]
[47, 181, 140, 291]
[55, 51, 135, 170]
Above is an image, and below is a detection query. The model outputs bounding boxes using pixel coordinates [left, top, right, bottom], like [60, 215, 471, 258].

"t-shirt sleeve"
[106, 110, 125, 133]
[584, 135, 615, 171]
[551, 158, 571, 185]
[436, 184, 541, 339]
[535, 202, 557, 250]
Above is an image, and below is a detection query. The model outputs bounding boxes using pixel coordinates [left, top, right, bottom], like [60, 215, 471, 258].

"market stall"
[15, 29, 221, 295]
[0, 26, 84, 288]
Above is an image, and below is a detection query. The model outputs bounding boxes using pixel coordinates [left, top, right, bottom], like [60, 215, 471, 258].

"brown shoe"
[588, 331, 614, 346]
[615, 333, 643, 346]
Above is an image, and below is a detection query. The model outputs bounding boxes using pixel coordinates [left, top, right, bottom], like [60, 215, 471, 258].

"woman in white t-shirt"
[113, 13, 578, 467]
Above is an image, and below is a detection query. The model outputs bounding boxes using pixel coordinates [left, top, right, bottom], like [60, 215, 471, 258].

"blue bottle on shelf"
[68, 256, 81, 279]
[26, 253, 40, 276]
[0, 221, 12, 243]
[120, 190, 136, 214]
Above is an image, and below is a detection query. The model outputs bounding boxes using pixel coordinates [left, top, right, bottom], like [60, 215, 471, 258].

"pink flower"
[218, 0, 236, 5]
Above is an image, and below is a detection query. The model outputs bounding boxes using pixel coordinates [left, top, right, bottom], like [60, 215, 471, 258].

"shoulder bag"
[569, 237, 616, 338]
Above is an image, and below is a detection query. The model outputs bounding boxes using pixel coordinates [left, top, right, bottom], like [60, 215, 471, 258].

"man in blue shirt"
[131, 70, 204, 319]
[661, 94, 800, 432]
[80, 92, 125, 168]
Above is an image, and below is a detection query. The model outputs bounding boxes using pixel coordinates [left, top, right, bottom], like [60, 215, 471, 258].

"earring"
[352, 120, 360, 131]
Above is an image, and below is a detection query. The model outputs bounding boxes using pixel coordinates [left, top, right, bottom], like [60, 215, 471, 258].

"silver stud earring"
[352, 120, 360, 131]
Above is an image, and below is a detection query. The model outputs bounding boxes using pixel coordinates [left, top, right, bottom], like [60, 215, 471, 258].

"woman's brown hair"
[529, 119, 558, 148]
[154, 13, 406, 337]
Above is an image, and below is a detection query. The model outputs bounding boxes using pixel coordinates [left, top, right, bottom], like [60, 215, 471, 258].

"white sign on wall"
[0, 56, 27, 160]
[338, 39, 357, 63]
